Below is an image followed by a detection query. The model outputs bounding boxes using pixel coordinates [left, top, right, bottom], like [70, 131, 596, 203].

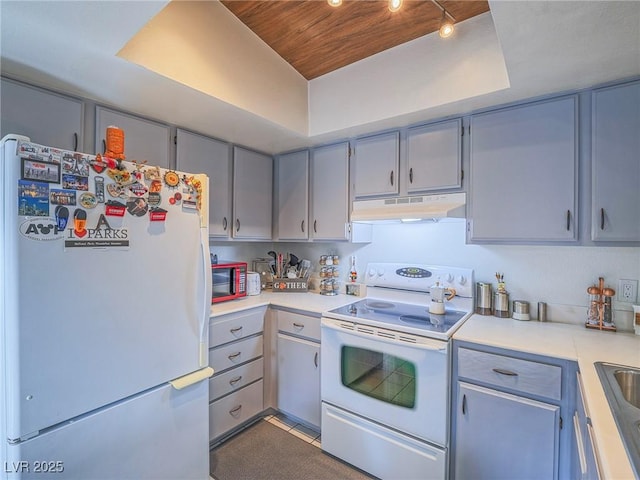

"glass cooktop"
[327, 298, 470, 338]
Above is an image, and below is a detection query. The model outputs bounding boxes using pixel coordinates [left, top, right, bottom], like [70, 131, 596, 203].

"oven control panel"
[365, 263, 474, 298]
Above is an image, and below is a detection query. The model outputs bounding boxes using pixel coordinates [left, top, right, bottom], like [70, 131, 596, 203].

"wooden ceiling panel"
[220, 0, 490, 79]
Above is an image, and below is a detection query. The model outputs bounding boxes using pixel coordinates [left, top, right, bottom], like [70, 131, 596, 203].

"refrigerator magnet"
[105, 200, 126, 217]
[73, 208, 87, 238]
[148, 192, 161, 207]
[55, 205, 70, 230]
[106, 183, 126, 199]
[163, 171, 180, 189]
[149, 179, 162, 193]
[149, 207, 167, 222]
[128, 182, 148, 197]
[144, 166, 161, 181]
[18, 180, 49, 216]
[106, 167, 131, 186]
[126, 197, 148, 217]
[79, 192, 98, 209]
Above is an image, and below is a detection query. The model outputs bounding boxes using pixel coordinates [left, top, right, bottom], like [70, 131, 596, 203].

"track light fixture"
[327, 0, 342, 7]
[439, 9, 454, 38]
[388, 0, 402, 13]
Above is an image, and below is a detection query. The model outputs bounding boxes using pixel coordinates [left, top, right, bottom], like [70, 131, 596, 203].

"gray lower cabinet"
[591, 80, 640, 241]
[208, 307, 266, 442]
[572, 372, 602, 480]
[176, 129, 232, 238]
[1, 77, 84, 151]
[452, 342, 575, 480]
[95, 106, 171, 168]
[275, 310, 321, 429]
[469, 95, 578, 243]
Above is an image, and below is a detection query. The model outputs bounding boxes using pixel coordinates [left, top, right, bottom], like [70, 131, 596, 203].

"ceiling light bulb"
[327, 0, 342, 7]
[439, 11, 454, 38]
[388, 0, 402, 12]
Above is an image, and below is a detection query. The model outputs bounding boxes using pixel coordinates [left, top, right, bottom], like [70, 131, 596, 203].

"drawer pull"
[229, 405, 242, 416]
[314, 351, 319, 368]
[229, 376, 243, 386]
[462, 394, 467, 415]
[228, 352, 241, 361]
[493, 368, 518, 377]
[230, 326, 243, 334]
[293, 322, 305, 329]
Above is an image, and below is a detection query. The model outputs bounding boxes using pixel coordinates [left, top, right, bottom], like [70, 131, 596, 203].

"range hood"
[351, 193, 466, 223]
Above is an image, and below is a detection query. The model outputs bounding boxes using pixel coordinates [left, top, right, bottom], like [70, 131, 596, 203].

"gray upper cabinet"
[468, 96, 578, 243]
[353, 131, 400, 198]
[311, 142, 350, 241]
[406, 118, 462, 194]
[1, 77, 84, 151]
[176, 129, 232, 238]
[95, 106, 171, 169]
[232, 146, 273, 240]
[276, 150, 309, 241]
[591, 81, 640, 242]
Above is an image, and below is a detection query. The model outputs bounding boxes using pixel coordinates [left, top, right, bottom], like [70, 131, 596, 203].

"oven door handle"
[321, 318, 448, 353]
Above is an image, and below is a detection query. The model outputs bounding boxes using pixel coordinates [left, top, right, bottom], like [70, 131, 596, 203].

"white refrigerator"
[1, 135, 213, 479]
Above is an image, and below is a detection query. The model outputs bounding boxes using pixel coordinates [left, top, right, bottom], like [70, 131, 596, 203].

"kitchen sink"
[595, 362, 640, 478]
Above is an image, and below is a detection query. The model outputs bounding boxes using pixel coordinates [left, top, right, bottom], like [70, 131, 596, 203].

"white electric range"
[320, 263, 474, 480]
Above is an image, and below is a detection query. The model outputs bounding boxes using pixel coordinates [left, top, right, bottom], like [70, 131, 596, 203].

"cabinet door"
[277, 333, 320, 428]
[176, 129, 232, 238]
[276, 150, 309, 240]
[353, 131, 399, 198]
[591, 81, 640, 241]
[310, 142, 349, 241]
[1, 78, 84, 151]
[95, 107, 171, 168]
[469, 96, 578, 242]
[407, 119, 462, 193]
[232, 146, 273, 240]
[454, 382, 559, 480]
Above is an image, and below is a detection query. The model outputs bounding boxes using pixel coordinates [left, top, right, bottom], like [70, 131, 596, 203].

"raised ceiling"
[220, 0, 490, 79]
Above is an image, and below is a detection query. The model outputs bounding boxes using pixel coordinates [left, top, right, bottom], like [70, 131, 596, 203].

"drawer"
[209, 335, 263, 374]
[277, 310, 320, 342]
[209, 380, 264, 441]
[210, 308, 265, 348]
[209, 357, 264, 402]
[458, 347, 562, 401]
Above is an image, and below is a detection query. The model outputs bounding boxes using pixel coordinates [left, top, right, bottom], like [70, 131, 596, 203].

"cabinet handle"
[600, 208, 605, 230]
[229, 405, 242, 416]
[223, 217, 228, 231]
[409, 167, 413, 184]
[492, 367, 518, 377]
[73, 132, 78, 151]
[235, 219, 240, 232]
[390, 170, 394, 186]
[293, 322, 305, 329]
[313, 220, 317, 233]
[230, 326, 243, 334]
[314, 351, 319, 368]
[229, 376, 242, 386]
[462, 394, 467, 415]
[102, 139, 106, 154]
[301, 220, 305, 233]
[228, 352, 241, 361]
[566, 210, 571, 231]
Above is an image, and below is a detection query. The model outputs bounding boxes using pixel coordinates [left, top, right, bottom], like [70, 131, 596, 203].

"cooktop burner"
[328, 298, 469, 339]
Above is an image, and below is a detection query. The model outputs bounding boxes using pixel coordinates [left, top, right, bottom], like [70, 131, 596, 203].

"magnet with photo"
[62, 153, 90, 177]
[21, 158, 60, 184]
[18, 180, 50, 216]
[50, 189, 77, 206]
[148, 192, 161, 207]
[106, 183, 127, 199]
[62, 174, 89, 191]
[79, 192, 98, 209]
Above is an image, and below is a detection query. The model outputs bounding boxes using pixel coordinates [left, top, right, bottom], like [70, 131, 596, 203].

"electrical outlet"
[618, 279, 638, 303]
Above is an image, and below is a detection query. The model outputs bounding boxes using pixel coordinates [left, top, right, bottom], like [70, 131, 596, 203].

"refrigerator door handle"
[169, 367, 214, 390]
[196, 174, 211, 368]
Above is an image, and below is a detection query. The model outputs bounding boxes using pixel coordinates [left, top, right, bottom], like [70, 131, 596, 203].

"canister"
[512, 300, 530, 321]
[493, 292, 510, 318]
[475, 282, 493, 315]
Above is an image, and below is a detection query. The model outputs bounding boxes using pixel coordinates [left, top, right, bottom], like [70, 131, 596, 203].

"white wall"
[211, 221, 640, 331]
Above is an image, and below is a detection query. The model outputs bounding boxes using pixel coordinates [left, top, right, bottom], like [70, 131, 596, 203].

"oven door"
[321, 317, 449, 446]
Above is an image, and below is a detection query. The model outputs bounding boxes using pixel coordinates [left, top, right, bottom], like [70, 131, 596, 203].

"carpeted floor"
[210, 419, 376, 480]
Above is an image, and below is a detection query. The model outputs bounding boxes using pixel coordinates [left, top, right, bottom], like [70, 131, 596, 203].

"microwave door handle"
[230, 268, 236, 295]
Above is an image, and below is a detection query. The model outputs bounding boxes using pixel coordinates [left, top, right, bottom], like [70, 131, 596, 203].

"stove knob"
[377, 268, 385, 277]
[457, 275, 467, 285]
[367, 269, 376, 278]
[446, 273, 454, 283]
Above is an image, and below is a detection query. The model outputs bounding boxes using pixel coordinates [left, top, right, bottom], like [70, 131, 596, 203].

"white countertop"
[456, 314, 640, 480]
[209, 293, 640, 479]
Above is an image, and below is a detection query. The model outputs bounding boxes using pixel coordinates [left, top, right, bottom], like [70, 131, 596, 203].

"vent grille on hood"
[351, 193, 466, 223]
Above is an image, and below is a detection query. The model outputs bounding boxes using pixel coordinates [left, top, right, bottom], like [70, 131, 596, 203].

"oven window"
[340, 346, 416, 409]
